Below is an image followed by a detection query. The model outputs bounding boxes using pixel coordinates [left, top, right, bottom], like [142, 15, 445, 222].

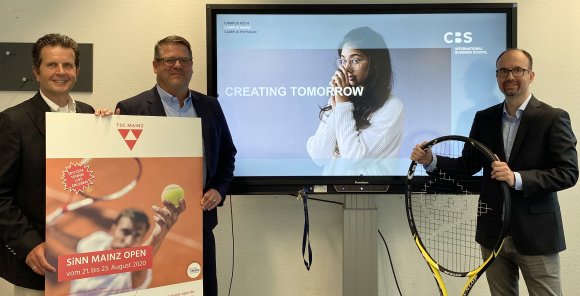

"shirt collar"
[40, 90, 76, 112]
[156, 85, 191, 105]
[503, 94, 532, 119]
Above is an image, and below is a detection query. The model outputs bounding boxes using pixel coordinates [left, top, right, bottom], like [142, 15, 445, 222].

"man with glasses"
[411, 48, 578, 295]
[115, 35, 236, 296]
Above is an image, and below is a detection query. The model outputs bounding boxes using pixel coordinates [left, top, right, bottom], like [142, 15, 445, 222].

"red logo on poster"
[118, 128, 143, 150]
[62, 162, 94, 193]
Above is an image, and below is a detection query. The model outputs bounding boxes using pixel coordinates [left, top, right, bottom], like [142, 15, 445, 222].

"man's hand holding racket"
[491, 159, 516, 188]
[411, 142, 433, 165]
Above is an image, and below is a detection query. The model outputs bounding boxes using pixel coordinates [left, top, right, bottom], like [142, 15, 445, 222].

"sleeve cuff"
[513, 172, 523, 190]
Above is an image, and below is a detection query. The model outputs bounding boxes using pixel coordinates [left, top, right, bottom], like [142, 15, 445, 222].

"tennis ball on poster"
[161, 184, 184, 207]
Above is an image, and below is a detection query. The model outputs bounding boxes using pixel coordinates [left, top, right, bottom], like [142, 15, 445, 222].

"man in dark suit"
[115, 35, 236, 296]
[411, 49, 578, 295]
[0, 33, 111, 296]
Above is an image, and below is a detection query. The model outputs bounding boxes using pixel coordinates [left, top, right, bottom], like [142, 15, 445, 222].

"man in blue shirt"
[411, 48, 578, 295]
[115, 35, 236, 296]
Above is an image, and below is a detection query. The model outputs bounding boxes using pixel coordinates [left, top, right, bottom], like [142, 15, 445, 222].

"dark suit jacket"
[438, 96, 578, 255]
[115, 87, 237, 231]
[0, 92, 95, 289]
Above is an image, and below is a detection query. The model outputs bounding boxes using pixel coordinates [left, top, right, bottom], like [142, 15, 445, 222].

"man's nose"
[506, 70, 516, 79]
[173, 60, 184, 68]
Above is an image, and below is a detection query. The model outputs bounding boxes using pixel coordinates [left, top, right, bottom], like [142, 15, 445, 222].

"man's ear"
[32, 66, 40, 82]
[528, 70, 535, 83]
[153, 60, 159, 74]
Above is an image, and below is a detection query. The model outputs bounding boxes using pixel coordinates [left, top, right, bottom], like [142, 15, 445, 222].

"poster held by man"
[45, 113, 204, 296]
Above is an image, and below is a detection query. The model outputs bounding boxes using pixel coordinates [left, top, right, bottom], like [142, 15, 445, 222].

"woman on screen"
[306, 27, 404, 175]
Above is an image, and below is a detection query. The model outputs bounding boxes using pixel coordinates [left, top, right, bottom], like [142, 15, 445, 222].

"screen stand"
[343, 194, 378, 295]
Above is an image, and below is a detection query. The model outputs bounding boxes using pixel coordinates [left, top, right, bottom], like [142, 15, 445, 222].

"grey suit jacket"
[0, 92, 95, 289]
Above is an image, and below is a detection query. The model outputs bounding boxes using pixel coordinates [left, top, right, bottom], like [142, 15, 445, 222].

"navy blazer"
[115, 87, 237, 231]
[0, 92, 95, 289]
[438, 96, 578, 255]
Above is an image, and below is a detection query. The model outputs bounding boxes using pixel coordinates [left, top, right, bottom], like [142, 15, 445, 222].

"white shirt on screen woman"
[307, 94, 404, 162]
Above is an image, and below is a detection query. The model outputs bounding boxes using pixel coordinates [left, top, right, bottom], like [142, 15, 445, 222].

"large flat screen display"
[207, 3, 517, 194]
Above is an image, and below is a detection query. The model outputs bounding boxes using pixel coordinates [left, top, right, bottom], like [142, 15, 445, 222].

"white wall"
[1, 1, 580, 295]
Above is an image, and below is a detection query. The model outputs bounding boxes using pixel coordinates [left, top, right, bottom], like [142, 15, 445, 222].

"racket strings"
[412, 192, 482, 273]
[411, 139, 494, 274]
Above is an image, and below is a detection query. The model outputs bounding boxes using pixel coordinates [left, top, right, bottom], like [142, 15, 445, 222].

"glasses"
[496, 68, 531, 77]
[156, 57, 193, 67]
[336, 58, 367, 71]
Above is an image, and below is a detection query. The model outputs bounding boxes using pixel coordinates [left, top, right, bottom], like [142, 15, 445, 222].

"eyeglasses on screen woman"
[336, 58, 368, 71]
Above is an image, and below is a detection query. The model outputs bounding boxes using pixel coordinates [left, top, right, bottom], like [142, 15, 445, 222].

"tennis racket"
[405, 135, 511, 296]
[46, 157, 142, 225]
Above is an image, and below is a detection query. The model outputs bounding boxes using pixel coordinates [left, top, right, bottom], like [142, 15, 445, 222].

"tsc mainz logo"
[444, 32, 473, 44]
[117, 123, 144, 150]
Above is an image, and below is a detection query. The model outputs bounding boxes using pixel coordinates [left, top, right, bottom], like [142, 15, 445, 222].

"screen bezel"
[206, 3, 517, 195]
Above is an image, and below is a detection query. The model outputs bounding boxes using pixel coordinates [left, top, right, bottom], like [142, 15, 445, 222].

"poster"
[45, 113, 203, 296]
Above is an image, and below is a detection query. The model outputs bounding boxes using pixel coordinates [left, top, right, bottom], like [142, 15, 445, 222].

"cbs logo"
[444, 32, 473, 44]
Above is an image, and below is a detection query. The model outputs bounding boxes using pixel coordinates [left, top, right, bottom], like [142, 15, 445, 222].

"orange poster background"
[45, 157, 203, 295]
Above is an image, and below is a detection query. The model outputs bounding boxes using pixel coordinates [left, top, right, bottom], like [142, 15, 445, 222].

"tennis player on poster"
[68, 204, 185, 295]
